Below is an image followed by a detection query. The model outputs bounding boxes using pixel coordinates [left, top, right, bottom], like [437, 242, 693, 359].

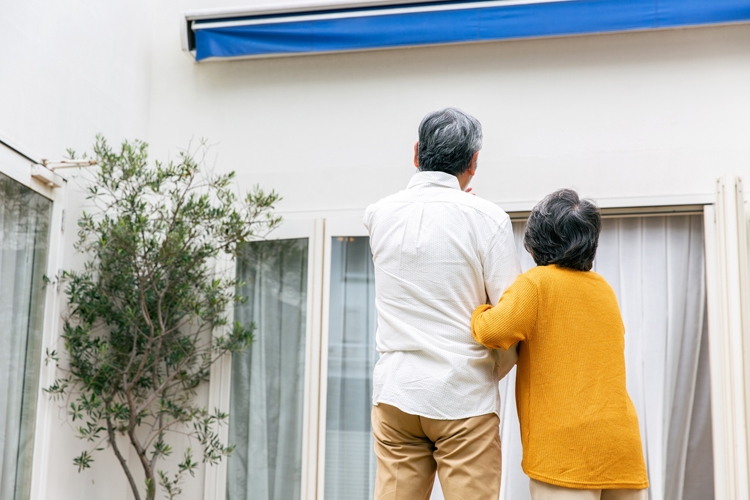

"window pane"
[324, 236, 378, 500]
[227, 238, 309, 500]
[0, 172, 51, 500]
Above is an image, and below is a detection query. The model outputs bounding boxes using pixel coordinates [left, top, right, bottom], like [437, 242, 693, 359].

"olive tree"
[46, 136, 280, 500]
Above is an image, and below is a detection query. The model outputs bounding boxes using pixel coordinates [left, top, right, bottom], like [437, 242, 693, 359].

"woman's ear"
[413, 142, 419, 169]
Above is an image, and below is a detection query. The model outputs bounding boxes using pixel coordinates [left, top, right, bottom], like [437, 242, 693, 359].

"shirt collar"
[406, 171, 461, 191]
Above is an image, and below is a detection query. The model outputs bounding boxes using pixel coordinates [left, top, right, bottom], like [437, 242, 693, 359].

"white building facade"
[1, 0, 750, 499]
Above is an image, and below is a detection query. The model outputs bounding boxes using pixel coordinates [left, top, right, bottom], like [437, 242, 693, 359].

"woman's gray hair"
[524, 189, 601, 271]
[417, 108, 482, 176]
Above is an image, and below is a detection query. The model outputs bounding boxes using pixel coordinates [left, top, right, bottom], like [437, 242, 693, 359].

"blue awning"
[188, 0, 750, 61]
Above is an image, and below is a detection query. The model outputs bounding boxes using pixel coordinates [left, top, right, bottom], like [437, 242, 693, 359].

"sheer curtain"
[227, 238, 308, 500]
[0, 172, 51, 500]
[324, 236, 378, 500]
[499, 215, 713, 500]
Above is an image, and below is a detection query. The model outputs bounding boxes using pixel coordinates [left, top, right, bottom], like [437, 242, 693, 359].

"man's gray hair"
[417, 108, 483, 176]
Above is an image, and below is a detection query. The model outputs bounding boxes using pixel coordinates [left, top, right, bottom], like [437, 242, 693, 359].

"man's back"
[364, 170, 520, 419]
[369, 107, 518, 500]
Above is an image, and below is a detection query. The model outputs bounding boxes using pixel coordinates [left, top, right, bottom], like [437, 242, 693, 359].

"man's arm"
[484, 217, 521, 304]
[482, 216, 522, 378]
[363, 204, 374, 235]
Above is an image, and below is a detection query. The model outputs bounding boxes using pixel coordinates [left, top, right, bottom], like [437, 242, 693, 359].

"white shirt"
[364, 171, 521, 420]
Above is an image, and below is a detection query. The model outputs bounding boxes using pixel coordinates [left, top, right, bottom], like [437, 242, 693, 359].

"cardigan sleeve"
[471, 274, 538, 350]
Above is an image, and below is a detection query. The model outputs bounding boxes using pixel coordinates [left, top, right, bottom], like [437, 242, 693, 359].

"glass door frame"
[206, 215, 372, 500]
[205, 218, 326, 500]
[704, 176, 750, 500]
[314, 217, 371, 500]
[0, 147, 66, 500]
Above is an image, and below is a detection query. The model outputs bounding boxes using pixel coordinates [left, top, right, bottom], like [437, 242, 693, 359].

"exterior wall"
[148, 10, 750, 219]
[0, 0, 152, 161]
[0, 1, 151, 500]
[2, 0, 750, 498]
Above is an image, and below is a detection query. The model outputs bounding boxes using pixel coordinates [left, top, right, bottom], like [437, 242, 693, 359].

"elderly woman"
[471, 189, 649, 500]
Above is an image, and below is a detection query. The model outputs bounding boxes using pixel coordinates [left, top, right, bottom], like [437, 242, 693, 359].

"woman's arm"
[471, 274, 538, 350]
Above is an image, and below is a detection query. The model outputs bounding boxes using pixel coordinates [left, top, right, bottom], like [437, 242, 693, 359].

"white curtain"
[227, 238, 308, 500]
[498, 215, 713, 500]
[0, 172, 51, 500]
[324, 236, 379, 500]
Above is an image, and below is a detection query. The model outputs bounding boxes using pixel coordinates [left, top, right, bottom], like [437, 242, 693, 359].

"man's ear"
[467, 151, 479, 176]
[413, 142, 419, 169]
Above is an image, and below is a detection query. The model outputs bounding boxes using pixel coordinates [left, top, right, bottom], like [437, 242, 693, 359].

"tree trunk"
[128, 426, 157, 500]
[107, 417, 142, 500]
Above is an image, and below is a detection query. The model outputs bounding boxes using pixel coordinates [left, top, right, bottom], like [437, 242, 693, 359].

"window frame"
[315, 217, 371, 500]
[0, 141, 58, 200]
[703, 176, 750, 500]
[0, 148, 64, 500]
[204, 218, 326, 500]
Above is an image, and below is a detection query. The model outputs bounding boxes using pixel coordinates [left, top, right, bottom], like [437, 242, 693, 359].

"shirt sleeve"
[472, 274, 538, 350]
[483, 217, 522, 305]
[363, 204, 373, 234]
[491, 344, 519, 380]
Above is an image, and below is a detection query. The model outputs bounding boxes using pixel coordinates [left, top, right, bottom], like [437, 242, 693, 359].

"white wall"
[0, 1, 152, 500]
[146, 11, 750, 219]
[3, 0, 750, 498]
[0, 0, 152, 161]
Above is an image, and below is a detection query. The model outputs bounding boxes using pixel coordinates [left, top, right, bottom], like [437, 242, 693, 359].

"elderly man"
[364, 108, 521, 500]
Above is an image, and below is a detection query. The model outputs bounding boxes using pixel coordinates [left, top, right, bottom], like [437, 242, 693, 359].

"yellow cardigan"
[472, 265, 649, 490]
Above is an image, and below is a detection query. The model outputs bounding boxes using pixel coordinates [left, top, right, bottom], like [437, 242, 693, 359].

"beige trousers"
[372, 403, 501, 500]
[530, 479, 649, 500]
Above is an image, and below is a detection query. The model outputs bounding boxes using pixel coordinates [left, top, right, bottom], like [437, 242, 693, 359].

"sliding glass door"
[223, 219, 322, 500]
[323, 236, 377, 500]
[227, 238, 309, 500]
[215, 211, 714, 500]
[0, 171, 52, 500]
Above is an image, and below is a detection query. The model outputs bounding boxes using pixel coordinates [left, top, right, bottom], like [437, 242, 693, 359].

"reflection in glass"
[227, 238, 309, 500]
[324, 236, 378, 500]
[0, 172, 51, 500]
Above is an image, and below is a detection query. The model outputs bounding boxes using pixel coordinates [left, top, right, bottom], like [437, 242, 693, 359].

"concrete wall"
[2, 0, 750, 498]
